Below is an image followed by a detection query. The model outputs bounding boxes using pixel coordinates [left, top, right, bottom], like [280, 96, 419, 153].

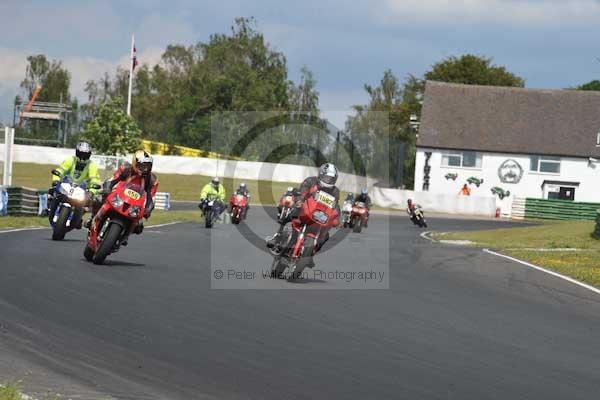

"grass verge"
[0, 210, 199, 231]
[0, 383, 23, 400]
[11, 162, 297, 202]
[434, 220, 600, 287]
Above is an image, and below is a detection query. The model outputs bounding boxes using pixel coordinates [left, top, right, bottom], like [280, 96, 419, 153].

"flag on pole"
[132, 45, 139, 71]
[127, 34, 136, 116]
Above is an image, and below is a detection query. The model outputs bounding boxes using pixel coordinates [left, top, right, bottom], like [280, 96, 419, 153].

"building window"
[441, 151, 482, 168]
[530, 156, 561, 174]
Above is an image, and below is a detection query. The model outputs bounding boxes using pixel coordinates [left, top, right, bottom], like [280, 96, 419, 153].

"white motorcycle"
[49, 171, 98, 240]
[341, 200, 353, 228]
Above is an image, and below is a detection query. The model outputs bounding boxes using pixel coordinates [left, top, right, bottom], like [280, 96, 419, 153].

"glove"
[198, 199, 204, 209]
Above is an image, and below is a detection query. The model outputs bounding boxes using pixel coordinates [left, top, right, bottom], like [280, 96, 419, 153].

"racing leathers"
[354, 193, 372, 227]
[89, 162, 159, 234]
[269, 176, 340, 253]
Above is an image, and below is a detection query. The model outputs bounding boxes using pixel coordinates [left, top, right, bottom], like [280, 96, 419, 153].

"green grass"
[435, 220, 600, 287]
[11, 162, 297, 203]
[0, 383, 22, 400]
[0, 210, 199, 230]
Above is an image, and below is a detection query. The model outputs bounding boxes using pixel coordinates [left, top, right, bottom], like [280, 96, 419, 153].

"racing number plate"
[316, 191, 335, 208]
[124, 188, 141, 200]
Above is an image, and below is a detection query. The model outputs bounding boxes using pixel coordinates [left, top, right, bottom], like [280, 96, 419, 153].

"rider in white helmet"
[267, 163, 341, 255]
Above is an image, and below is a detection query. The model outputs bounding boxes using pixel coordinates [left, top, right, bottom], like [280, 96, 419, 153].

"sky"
[1, 0, 599, 128]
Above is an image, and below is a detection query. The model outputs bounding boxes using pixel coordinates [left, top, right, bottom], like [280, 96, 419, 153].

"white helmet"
[76, 141, 92, 161]
[361, 187, 369, 195]
[318, 163, 338, 188]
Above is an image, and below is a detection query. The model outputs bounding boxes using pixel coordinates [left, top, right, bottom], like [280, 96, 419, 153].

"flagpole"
[126, 34, 134, 116]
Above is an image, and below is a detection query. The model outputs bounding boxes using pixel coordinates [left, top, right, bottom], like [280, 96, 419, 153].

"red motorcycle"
[84, 180, 147, 264]
[229, 193, 248, 224]
[270, 190, 339, 279]
[350, 202, 369, 233]
[277, 191, 297, 226]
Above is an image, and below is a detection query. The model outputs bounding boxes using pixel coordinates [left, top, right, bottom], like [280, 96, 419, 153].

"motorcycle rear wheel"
[93, 223, 122, 265]
[52, 207, 71, 241]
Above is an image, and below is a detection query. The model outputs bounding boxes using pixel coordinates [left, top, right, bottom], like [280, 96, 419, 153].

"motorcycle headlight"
[70, 188, 87, 203]
[128, 206, 141, 218]
[312, 210, 329, 224]
[111, 194, 123, 208]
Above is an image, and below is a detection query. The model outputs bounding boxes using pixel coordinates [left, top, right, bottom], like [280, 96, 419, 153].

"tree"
[82, 97, 142, 155]
[20, 54, 72, 102]
[424, 54, 524, 87]
[576, 80, 600, 91]
[343, 70, 422, 186]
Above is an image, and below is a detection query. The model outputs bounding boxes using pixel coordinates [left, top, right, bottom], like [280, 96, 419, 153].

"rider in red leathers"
[87, 150, 158, 240]
[267, 163, 340, 255]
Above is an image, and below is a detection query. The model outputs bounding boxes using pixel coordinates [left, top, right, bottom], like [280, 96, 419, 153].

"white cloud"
[379, 0, 600, 25]
[0, 47, 28, 96]
[0, 46, 165, 106]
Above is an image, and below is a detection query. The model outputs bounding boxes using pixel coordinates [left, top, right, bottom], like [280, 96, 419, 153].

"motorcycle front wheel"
[205, 209, 213, 228]
[83, 244, 94, 261]
[93, 223, 122, 265]
[352, 217, 363, 233]
[52, 207, 71, 241]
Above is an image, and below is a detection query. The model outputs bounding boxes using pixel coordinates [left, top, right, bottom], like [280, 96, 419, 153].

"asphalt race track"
[1, 209, 600, 399]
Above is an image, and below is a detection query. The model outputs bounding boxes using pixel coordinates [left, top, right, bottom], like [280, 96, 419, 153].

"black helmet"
[76, 142, 92, 161]
[132, 150, 153, 177]
[318, 163, 338, 188]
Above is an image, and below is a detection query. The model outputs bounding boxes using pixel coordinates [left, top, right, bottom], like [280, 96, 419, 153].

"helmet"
[346, 192, 354, 200]
[239, 182, 247, 189]
[318, 163, 338, 188]
[211, 177, 220, 187]
[76, 142, 92, 161]
[361, 187, 369, 195]
[132, 150, 153, 177]
[286, 186, 294, 192]
[407, 199, 413, 205]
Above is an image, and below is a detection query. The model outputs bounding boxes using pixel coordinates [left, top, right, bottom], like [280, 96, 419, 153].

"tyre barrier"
[154, 192, 170, 211]
[0, 186, 171, 215]
[1, 186, 46, 215]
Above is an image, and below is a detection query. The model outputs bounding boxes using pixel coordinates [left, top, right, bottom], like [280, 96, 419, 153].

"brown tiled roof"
[418, 81, 600, 158]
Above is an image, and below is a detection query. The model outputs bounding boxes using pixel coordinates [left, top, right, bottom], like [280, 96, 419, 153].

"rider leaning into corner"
[87, 150, 158, 242]
[49, 141, 101, 227]
[406, 198, 422, 222]
[199, 177, 226, 217]
[267, 163, 341, 265]
[354, 187, 372, 227]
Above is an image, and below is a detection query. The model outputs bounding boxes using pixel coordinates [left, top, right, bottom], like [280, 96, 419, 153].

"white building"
[414, 81, 600, 213]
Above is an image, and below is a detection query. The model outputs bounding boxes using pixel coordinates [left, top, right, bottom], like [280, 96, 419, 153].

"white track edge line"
[483, 248, 600, 296]
[146, 221, 182, 229]
[420, 231, 437, 243]
[0, 227, 48, 234]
